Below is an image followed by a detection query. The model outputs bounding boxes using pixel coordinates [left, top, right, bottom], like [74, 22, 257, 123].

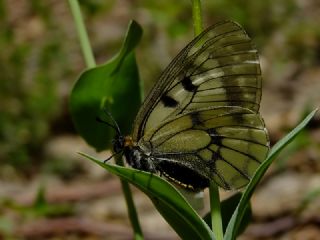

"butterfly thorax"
[112, 135, 133, 152]
[126, 137, 212, 191]
[113, 135, 157, 173]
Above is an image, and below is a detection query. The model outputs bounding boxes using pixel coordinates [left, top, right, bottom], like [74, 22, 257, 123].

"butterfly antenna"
[102, 108, 121, 135]
[96, 116, 119, 133]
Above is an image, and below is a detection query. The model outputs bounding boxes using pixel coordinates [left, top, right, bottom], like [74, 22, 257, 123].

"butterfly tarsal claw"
[103, 154, 115, 163]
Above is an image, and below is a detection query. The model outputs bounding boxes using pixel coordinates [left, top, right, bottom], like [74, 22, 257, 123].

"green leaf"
[224, 108, 318, 240]
[69, 20, 143, 151]
[203, 193, 251, 235]
[81, 153, 214, 240]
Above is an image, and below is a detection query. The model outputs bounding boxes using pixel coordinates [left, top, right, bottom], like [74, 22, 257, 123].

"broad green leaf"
[69, 20, 142, 151]
[224, 109, 318, 240]
[81, 153, 214, 240]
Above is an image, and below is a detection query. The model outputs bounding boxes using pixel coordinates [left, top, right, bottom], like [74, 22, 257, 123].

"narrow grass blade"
[224, 109, 318, 240]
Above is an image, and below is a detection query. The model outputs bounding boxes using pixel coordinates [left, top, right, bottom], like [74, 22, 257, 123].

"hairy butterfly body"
[112, 21, 269, 191]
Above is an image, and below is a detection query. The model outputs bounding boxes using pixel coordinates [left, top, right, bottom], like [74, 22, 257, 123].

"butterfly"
[108, 20, 270, 191]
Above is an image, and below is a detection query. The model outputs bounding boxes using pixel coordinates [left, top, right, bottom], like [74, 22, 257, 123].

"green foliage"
[203, 193, 252, 235]
[0, 216, 13, 238]
[79, 110, 317, 239]
[67, 3, 318, 237]
[0, 1, 316, 239]
[224, 109, 318, 240]
[274, 130, 310, 170]
[0, 2, 63, 169]
[0, 0, 316, 173]
[205, 0, 297, 46]
[79, 0, 115, 16]
[31, 186, 74, 217]
[142, 1, 191, 38]
[285, 20, 320, 66]
[69, 21, 142, 151]
[81, 153, 214, 240]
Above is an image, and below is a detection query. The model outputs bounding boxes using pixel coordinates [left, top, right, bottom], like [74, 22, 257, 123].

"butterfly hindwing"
[138, 106, 269, 190]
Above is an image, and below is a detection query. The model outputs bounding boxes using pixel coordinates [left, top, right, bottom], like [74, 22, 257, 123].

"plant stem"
[68, 1, 143, 239]
[115, 156, 144, 240]
[191, 0, 203, 36]
[68, 0, 96, 68]
[191, 1, 223, 238]
[210, 181, 223, 240]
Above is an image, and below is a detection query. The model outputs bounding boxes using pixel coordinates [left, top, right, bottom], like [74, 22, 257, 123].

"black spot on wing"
[161, 95, 179, 107]
[211, 150, 221, 161]
[191, 112, 203, 126]
[181, 76, 197, 92]
[208, 128, 218, 136]
[225, 83, 244, 105]
[232, 113, 245, 123]
[208, 128, 223, 145]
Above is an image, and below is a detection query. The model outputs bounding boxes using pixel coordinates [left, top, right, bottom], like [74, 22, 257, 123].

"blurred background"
[0, 0, 320, 239]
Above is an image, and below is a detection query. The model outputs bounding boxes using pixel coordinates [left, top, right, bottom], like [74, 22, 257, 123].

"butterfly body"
[117, 133, 211, 190]
[123, 143, 156, 173]
[112, 21, 270, 191]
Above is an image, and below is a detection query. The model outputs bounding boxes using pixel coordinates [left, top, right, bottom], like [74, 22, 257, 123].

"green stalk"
[191, 1, 223, 238]
[115, 156, 144, 240]
[191, 0, 203, 36]
[209, 182, 223, 240]
[68, 1, 143, 239]
[68, 0, 95, 68]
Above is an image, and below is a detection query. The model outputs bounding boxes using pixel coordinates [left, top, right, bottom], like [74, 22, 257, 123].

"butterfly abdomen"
[157, 160, 210, 191]
[123, 139, 210, 190]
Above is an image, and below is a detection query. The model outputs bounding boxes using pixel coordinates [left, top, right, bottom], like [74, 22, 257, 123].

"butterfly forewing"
[130, 21, 269, 190]
[133, 21, 262, 140]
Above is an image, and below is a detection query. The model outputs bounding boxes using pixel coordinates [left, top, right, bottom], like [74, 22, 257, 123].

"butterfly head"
[113, 135, 133, 153]
[96, 109, 132, 155]
[112, 134, 124, 153]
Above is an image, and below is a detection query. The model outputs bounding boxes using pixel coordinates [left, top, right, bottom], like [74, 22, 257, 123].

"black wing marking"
[138, 106, 269, 190]
[133, 21, 262, 141]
